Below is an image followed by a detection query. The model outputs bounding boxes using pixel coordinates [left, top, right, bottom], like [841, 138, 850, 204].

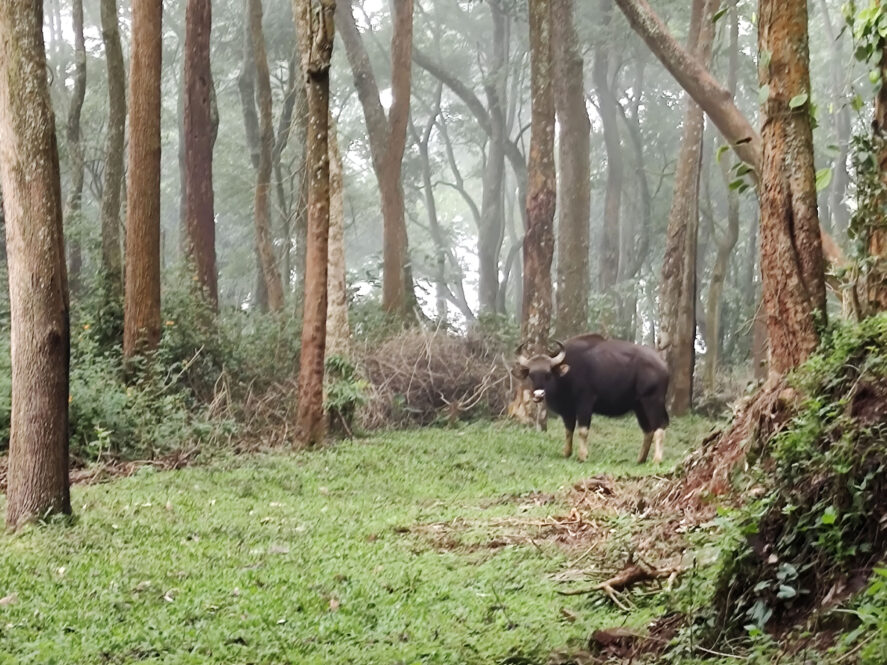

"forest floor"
[0, 416, 721, 664]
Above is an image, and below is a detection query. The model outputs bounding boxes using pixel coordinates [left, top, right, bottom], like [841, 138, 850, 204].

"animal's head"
[511, 341, 570, 402]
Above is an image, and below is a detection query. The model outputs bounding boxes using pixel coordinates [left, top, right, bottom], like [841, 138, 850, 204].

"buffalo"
[513, 334, 670, 463]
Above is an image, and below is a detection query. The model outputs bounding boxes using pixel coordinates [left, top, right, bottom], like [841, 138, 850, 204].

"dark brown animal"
[513, 334, 669, 463]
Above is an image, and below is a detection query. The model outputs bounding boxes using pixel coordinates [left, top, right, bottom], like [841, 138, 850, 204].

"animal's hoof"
[563, 448, 572, 458]
[577, 453, 587, 463]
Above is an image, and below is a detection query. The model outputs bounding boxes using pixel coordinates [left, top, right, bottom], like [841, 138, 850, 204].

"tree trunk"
[249, 0, 285, 312]
[703, 0, 741, 392]
[658, 0, 718, 415]
[553, 0, 591, 338]
[477, 1, 508, 314]
[337, 0, 414, 318]
[184, 0, 218, 310]
[99, 0, 125, 300]
[0, 0, 71, 529]
[757, 0, 826, 374]
[65, 0, 86, 296]
[522, 0, 556, 349]
[124, 0, 163, 359]
[594, 0, 622, 295]
[326, 114, 351, 359]
[293, 0, 334, 446]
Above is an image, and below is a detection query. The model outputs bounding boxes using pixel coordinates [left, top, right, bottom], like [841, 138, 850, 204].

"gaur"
[513, 334, 670, 463]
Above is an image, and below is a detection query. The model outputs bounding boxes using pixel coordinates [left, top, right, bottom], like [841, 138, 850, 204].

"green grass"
[0, 416, 714, 665]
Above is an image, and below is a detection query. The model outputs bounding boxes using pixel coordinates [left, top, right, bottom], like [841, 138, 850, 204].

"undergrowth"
[705, 314, 887, 656]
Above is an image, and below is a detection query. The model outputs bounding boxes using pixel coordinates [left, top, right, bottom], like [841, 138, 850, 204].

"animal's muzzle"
[532, 389, 545, 403]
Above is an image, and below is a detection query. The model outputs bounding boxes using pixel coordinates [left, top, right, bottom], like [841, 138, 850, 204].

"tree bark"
[553, 0, 591, 338]
[99, 0, 125, 301]
[124, 0, 163, 359]
[294, 0, 335, 446]
[658, 0, 718, 415]
[249, 0, 285, 312]
[65, 0, 86, 296]
[757, 0, 826, 374]
[337, 0, 413, 318]
[0, 0, 71, 529]
[326, 114, 351, 359]
[184, 0, 218, 309]
[522, 0, 556, 349]
[594, 0, 623, 295]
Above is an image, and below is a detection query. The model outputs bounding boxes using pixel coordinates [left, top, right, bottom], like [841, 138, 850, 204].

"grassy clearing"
[0, 416, 713, 664]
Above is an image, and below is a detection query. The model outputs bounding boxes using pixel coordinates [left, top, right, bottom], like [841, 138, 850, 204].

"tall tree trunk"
[594, 0, 622, 295]
[553, 0, 591, 338]
[477, 1, 508, 314]
[249, 0, 285, 312]
[522, 0, 556, 348]
[757, 0, 826, 374]
[124, 0, 163, 359]
[100, 0, 125, 299]
[337, 0, 414, 318]
[326, 114, 351, 359]
[0, 0, 71, 529]
[292, 78, 309, 305]
[703, 0, 741, 392]
[65, 0, 86, 296]
[184, 0, 219, 309]
[658, 0, 718, 415]
[293, 0, 335, 446]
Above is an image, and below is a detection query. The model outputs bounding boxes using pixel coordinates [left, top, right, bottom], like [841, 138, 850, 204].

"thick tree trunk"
[294, 0, 334, 446]
[99, 0, 125, 299]
[553, 0, 591, 338]
[124, 0, 163, 359]
[594, 0, 622, 295]
[0, 0, 71, 529]
[658, 0, 718, 415]
[337, 0, 414, 318]
[249, 0, 285, 312]
[757, 0, 826, 374]
[184, 0, 218, 309]
[522, 0, 556, 348]
[65, 0, 86, 296]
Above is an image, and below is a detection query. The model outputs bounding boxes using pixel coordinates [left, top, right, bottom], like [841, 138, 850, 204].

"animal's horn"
[515, 342, 530, 367]
[549, 340, 566, 365]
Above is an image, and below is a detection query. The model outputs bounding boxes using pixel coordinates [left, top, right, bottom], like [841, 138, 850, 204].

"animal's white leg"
[637, 432, 653, 464]
[563, 428, 573, 458]
[577, 426, 589, 462]
[653, 429, 665, 463]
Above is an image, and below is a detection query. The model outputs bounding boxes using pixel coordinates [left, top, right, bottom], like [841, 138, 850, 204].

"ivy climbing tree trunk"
[294, 0, 335, 446]
[65, 0, 86, 296]
[869, 25, 887, 313]
[337, 0, 414, 318]
[757, 0, 826, 374]
[99, 0, 125, 300]
[0, 0, 71, 529]
[553, 0, 591, 339]
[248, 0, 285, 312]
[326, 114, 351, 360]
[184, 0, 219, 310]
[124, 0, 163, 359]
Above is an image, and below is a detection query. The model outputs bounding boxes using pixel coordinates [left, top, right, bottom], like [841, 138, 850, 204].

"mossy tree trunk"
[0, 0, 71, 529]
[124, 0, 163, 359]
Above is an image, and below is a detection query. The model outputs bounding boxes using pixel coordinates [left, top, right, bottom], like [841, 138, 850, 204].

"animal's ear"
[511, 366, 529, 380]
[554, 363, 570, 376]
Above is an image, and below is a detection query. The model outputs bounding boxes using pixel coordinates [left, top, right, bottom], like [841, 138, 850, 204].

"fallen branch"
[558, 559, 686, 609]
